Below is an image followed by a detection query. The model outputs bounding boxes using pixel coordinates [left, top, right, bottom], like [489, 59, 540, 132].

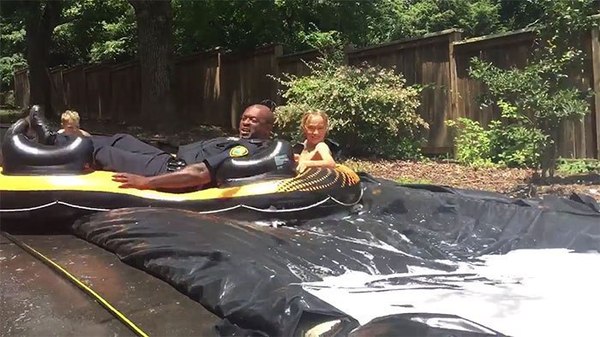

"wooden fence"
[346, 29, 462, 153]
[13, 25, 600, 158]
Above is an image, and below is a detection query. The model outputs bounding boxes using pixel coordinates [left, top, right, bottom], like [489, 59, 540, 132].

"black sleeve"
[203, 150, 234, 176]
[292, 142, 304, 154]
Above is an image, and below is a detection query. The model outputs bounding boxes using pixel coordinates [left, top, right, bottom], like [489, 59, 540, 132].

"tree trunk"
[24, 1, 62, 119]
[128, 0, 176, 128]
[540, 122, 560, 178]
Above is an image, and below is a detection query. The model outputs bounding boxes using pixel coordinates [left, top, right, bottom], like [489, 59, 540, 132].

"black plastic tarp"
[72, 174, 600, 336]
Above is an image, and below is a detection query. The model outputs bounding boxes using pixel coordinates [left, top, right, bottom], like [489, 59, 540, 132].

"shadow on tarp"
[72, 173, 599, 336]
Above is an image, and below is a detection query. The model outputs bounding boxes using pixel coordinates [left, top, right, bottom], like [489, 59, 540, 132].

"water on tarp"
[302, 249, 600, 337]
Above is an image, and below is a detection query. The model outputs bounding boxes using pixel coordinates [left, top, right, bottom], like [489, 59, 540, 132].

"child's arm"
[297, 142, 336, 172]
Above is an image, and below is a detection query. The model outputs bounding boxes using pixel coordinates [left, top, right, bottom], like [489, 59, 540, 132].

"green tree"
[53, 0, 136, 65]
[495, 0, 545, 31]
[173, 0, 383, 53]
[0, 8, 27, 92]
[1, 0, 65, 117]
[1, 0, 135, 108]
[368, 0, 503, 42]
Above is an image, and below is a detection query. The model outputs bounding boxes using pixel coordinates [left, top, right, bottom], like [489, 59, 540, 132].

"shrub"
[445, 118, 494, 167]
[447, 101, 547, 169]
[273, 59, 428, 159]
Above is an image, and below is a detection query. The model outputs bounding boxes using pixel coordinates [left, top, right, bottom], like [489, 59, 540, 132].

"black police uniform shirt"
[177, 137, 270, 174]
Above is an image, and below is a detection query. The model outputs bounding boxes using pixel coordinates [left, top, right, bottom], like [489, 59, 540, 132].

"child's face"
[62, 120, 80, 135]
[303, 115, 327, 145]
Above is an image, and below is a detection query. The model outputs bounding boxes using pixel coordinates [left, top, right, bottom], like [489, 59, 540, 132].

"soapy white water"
[302, 249, 600, 337]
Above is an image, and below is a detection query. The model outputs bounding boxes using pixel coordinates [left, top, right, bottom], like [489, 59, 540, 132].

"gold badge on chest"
[229, 145, 249, 158]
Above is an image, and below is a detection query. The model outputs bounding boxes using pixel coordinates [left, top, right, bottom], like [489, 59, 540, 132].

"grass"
[555, 158, 600, 175]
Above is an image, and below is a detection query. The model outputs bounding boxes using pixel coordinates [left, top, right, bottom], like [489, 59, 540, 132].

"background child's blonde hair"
[61, 110, 81, 127]
[300, 110, 329, 130]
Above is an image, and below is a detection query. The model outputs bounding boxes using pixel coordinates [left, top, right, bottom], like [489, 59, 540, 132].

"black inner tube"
[2, 118, 94, 175]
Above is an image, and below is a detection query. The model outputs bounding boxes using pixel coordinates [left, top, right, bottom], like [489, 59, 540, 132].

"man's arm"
[112, 163, 212, 190]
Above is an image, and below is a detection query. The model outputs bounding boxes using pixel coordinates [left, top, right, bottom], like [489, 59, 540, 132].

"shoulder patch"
[229, 145, 249, 158]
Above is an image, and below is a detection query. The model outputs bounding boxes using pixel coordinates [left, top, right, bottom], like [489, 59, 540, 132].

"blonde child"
[58, 110, 91, 137]
[296, 110, 336, 173]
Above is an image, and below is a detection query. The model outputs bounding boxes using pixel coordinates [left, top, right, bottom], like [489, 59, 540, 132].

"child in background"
[58, 110, 91, 137]
[296, 110, 336, 173]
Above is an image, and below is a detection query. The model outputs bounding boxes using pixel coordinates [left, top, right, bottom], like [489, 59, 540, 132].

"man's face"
[239, 106, 272, 139]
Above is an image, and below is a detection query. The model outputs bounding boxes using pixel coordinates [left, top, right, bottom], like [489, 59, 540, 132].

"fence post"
[272, 45, 283, 105]
[448, 30, 463, 124]
[591, 23, 600, 159]
[343, 44, 355, 66]
[83, 66, 90, 119]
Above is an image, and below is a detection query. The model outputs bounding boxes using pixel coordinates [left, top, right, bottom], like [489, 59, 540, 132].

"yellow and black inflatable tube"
[1, 117, 362, 220]
[0, 164, 362, 220]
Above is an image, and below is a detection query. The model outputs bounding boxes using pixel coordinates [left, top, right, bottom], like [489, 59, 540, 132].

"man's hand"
[111, 163, 211, 191]
[112, 173, 151, 189]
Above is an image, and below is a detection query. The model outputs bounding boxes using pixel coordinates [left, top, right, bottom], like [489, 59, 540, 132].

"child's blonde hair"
[300, 110, 329, 130]
[61, 110, 81, 127]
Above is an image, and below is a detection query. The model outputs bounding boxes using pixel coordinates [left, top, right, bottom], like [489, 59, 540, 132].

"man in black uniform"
[111, 104, 275, 190]
[29, 104, 277, 190]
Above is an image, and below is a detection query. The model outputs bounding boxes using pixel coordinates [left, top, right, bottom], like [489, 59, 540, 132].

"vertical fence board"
[591, 23, 600, 158]
[13, 69, 29, 109]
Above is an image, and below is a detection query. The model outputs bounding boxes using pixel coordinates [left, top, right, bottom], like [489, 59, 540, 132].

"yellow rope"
[2, 232, 149, 337]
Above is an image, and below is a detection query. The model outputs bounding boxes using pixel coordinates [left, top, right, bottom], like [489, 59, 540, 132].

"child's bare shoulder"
[315, 142, 331, 151]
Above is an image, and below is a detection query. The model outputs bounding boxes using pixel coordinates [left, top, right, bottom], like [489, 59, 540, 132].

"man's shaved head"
[248, 104, 274, 124]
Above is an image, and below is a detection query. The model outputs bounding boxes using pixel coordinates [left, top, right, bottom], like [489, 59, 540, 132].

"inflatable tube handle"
[2, 117, 94, 175]
[29, 105, 57, 145]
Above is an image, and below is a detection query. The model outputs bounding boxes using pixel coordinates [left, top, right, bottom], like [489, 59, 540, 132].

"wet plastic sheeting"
[351, 176, 600, 260]
[72, 208, 440, 336]
[349, 313, 507, 337]
[73, 174, 600, 336]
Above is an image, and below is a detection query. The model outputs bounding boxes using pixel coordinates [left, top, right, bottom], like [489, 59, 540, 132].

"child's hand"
[296, 162, 307, 173]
